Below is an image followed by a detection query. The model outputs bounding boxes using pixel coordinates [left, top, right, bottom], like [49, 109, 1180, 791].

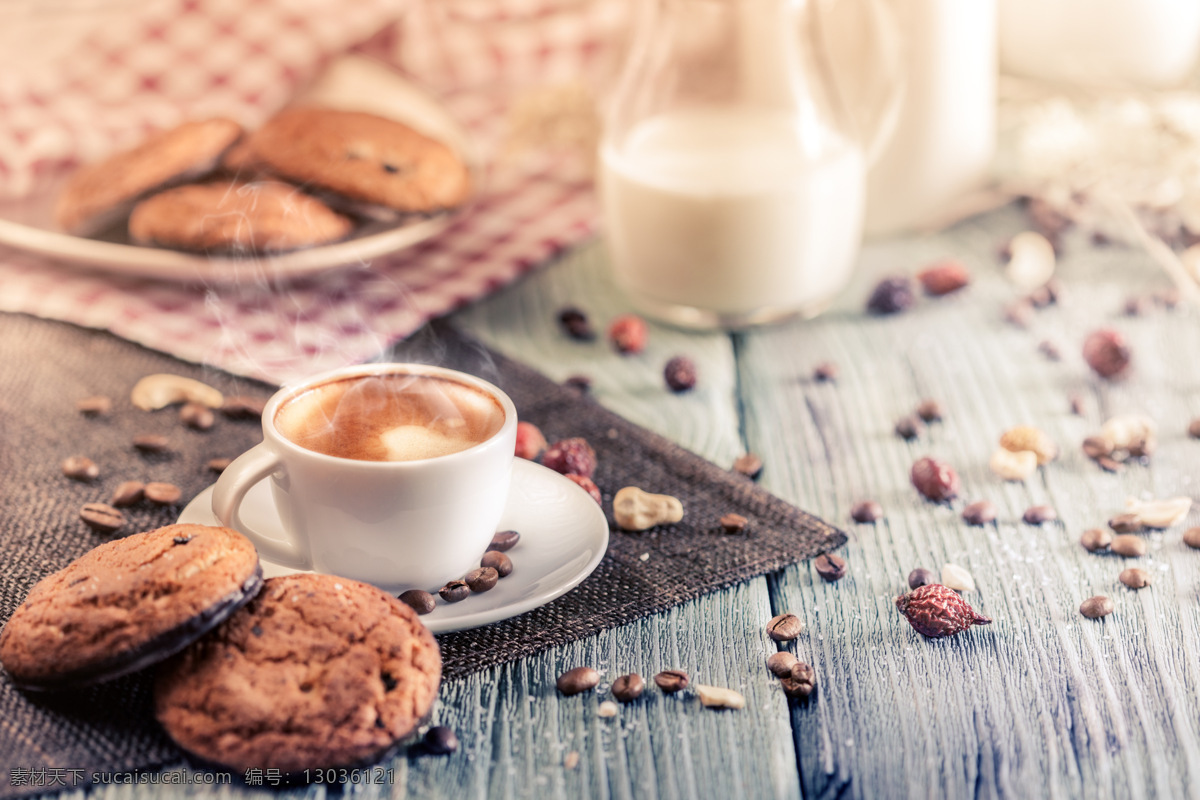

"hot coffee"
[274, 372, 505, 462]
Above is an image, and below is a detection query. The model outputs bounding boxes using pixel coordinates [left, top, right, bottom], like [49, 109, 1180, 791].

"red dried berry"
[895, 583, 991, 639]
[910, 456, 960, 502]
[608, 314, 648, 355]
[542, 437, 597, 478]
[917, 260, 970, 296]
[1082, 328, 1131, 380]
[664, 356, 697, 392]
[564, 474, 602, 504]
[514, 421, 548, 461]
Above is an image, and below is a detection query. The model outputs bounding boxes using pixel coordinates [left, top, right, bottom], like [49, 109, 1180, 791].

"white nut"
[695, 684, 746, 709]
[1101, 414, 1157, 452]
[1127, 496, 1192, 529]
[1006, 231, 1056, 291]
[989, 447, 1038, 481]
[613, 486, 684, 531]
[941, 563, 976, 592]
[999, 425, 1058, 465]
[131, 374, 224, 411]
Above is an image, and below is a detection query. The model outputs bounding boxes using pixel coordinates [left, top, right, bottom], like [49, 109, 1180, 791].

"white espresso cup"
[212, 363, 518, 592]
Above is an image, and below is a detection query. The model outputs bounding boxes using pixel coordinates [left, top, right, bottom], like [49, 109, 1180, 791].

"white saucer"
[178, 459, 609, 634]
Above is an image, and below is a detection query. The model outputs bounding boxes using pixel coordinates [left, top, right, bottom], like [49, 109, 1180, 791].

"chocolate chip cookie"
[154, 573, 442, 774]
[129, 180, 355, 254]
[0, 524, 262, 691]
[54, 118, 243, 235]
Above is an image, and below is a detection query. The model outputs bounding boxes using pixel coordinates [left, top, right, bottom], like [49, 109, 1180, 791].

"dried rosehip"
[917, 260, 970, 296]
[895, 583, 991, 639]
[866, 276, 915, 315]
[564, 473, 602, 504]
[542, 437, 597, 478]
[910, 456, 960, 502]
[608, 314, 648, 354]
[515, 421, 548, 461]
[1083, 328, 1131, 380]
[664, 356, 697, 392]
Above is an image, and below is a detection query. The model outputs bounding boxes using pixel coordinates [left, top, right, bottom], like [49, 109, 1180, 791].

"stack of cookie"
[0, 523, 443, 776]
[54, 108, 472, 256]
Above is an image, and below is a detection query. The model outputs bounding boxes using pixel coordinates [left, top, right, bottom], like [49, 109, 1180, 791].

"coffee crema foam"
[274, 373, 505, 462]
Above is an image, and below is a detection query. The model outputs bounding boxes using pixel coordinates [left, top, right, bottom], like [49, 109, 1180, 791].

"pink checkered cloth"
[0, 0, 625, 385]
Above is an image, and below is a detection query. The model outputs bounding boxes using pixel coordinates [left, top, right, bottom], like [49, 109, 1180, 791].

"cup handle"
[211, 444, 312, 570]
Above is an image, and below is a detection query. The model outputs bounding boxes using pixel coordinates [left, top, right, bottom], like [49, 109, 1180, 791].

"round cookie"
[129, 180, 356, 254]
[55, 118, 243, 235]
[243, 107, 471, 216]
[155, 573, 442, 774]
[0, 524, 262, 691]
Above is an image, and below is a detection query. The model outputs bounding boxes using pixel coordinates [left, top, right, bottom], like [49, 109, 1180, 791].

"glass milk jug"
[600, 0, 902, 328]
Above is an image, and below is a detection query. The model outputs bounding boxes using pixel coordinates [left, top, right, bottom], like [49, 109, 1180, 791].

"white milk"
[600, 109, 866, 324]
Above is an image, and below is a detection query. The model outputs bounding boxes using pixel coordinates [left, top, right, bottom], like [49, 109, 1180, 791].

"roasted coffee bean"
[563, 374, 593, 394]
[1108, 513, 1143, 534]
[1080, 528, 1112, 553]
[439, 580, 470, 603]
[76, 395, 112, 416]
[611, 673, 645, 702]
[1004, 300, 1033, 328]
[962, 500, 997, 526]
[465, 567, 499, 593]
[1022, 505, 1057, 525]
[812, 361, 838, 382]
[487, 530, 520, 552]
[719, 513, 748, 533]
[814, 553, 847, 582]
[915, 398, 943, 422]
[654, 669, 689, 693]
[179, 402, 215, 430]
[399, 589, 437, 615]
[664, 356, 697, 392]
[1037, 340, 1062, 361]
[866, 276, 914, 315]
[220, 396, 266, 419]
[110, 480, 146, 507]
[733, 453, 763, 480]
[850, 500, 883, 523]
[907, 567, 937, 590]
[80, 502, 125, 534]
[61, 456, 99, 481]
[481, 551, 513, 577]
[894, 415, 924, 440]
[207, 457, 233, 473]
[781, 662, 817, 700]
[558, 307, 595, 341]
[1111, 534, 1147, 557]
[1123, 295, 1151, 317]
[1184, 527, 1200, 550]
[132, 434, 170, 453]
[1069, 393, 1086, 416]
[1119, 568, 1151, 589]
[144, 482, 182, 505]
[423, 726, 459, 755]
[767, 613, 804, 641]
[910, 456, 960, 502]
[557, 666, 600, 695]
[1080, 595, 1115, 619]
[766, 651, 799, 678]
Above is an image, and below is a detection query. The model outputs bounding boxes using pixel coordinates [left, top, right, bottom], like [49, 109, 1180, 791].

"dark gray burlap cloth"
[0, 311, 843, 795]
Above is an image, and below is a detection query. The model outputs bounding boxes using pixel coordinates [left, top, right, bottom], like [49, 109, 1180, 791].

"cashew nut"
[131, 374, 224, 411]
[1127, 496, 1192, 529]
[989, 447, 1038, 481]
[612, 486, 684, 531]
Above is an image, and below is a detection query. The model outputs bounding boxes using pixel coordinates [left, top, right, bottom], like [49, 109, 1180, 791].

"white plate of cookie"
[0, 56, 480, 283]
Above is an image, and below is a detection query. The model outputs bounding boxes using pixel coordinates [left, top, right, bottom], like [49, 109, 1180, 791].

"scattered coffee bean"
[766, 651, 799, 678]
[558, 307, 595, 341]
[144, 482, 182, 505]
[719, 513, 748, 533]
[80, 502, 125, 534]
[439, 580, 470, 603]
[814, 553, 847, 582]
[767, 613, 804, 641]
[597, 700, 619, 717]
[76, 395, 112, 416]
[941, 563, 976, 592]
[733, 453, 763, 480]
[1080, 528, 1113, 553]
[206, 457, 233, 473]
[1079, 595, 1115, 619]
[557, 666, 600, 695]
[866, 275, 915, 315]
[465, 567, 499, 593]
[850, 500, 883, 523]
[1123, 295, 1151, 317]
[1184, 527, 1200, 549]
[1111, 534, 1147, 557]
[220, 396, 266, 419]
[907, 567, 937, 589]
[110, 480, 146, 507]
[917, 260, 970, 296]
[1189, 419, 1200, 440]
[915, 398, 943, 422]
[654, 669, 689, 693]
[423, 726, 459, 755]
[1004, 300, 1034, 328]
[563, 374, 592, 394]
[132, 434, 170, 453]
[910, 456, 960, 502]
[61, 456, 99, 481]
[611, 673, 645, 702]
[1119, 568, 1151, 589]
[812, 361, 838, 382]
[399, 589, 437, 615]
[1083, 328, 1132, 380]
[1022, 505, 1057, 525]
[1096, 456, 1124, 473]
[514, 421, 548, 461]
[179, 402, 215, 430]
[488, 530, 521, 552]
[962, 500, 997, 526]
[664, 356, 697, 392]
[781, 662, 817, 700]
[565, 473, 603, 505]
[894, 415, 924, 440]
[1108, 513, 1143, 534]
[481, 551, 513, 577]
[1037, 340, 1062, 361]
[608, 314, 648, 354]
[1069, 393, 1086, 416]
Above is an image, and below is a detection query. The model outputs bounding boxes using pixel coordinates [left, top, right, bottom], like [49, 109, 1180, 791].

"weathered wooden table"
[46, 203, 1200, 799]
